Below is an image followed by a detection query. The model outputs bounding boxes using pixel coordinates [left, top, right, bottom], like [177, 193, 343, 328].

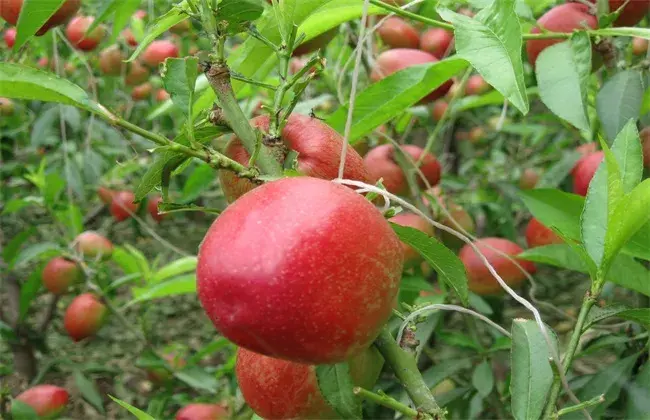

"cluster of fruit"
[98, 186, 165, 223]
[1, 0, 184, 102]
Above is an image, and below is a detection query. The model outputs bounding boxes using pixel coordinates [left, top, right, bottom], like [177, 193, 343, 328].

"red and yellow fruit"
[15, 385, 69, 418]
[197, 177, 403, 364]
[526, 4, 598, 68]
[377, 17, 420, 49]
[459, 237, 536, 295]
[74, 231, 113, 260]
[110, 190, 139, 221]
[0, 97, 14, 116]
[64, 293, 108, 342]
[42, 257, 82, 295]
[632, 37, 649, 55]
[525, 218, 563, 248]
[155, 89, 170, 102]
[0, 0, 80, 35]
[364, 144, 442, 195]
[572, 151, 604, 196]
[236, 346, 383, 419]
[420, 28, 453, 58]
[175, 403, 229, 420]
[218, 113, 371, 203]
[371, 49, 452, 103]
[65, 16, 105, 51]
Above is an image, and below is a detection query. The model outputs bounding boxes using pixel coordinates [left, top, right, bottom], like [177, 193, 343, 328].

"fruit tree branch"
[353, 387, 419, 418]
[374, 328, 446, 419]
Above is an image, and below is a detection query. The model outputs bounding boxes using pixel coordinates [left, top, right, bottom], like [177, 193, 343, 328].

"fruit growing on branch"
[218, 114, 372, 203]
[431, 100, 448, 122]
[572, 151, 604, 196]
[519, 168, 539, 190]
[526, 3, 598, 68]
[97, 186, 115, 204]
[364, 144, 442, 195]
[99, 45, 125, 76]
[125, 61, 150, 86]
[525, 218, 563, 248]
[110, 190, 139, 221]
[142, 40, 179, 67]
[65, 16, 105, 51]
[15, 385, 69, 418]
[131, 82, 153, 101]
[371, 49, 452, 103]
[3, 26, 15, 47]
[236, 346, 383, 419]
[0, 0, 80, 35]
[42, 257, 82, 295]
[64, 293, 107, 342]
[74, 231, 113, 260]
[420, 28, 453, 58]
[148, 195, 165, 222]
[459, 237, 536, 295]
[465, 75, 490, 96]
[197, 177, 403, 364]
[377, 17, 420, 49]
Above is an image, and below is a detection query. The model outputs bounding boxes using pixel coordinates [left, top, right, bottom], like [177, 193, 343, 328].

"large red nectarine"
[218, 113, 371, 203]
[459, 237, 536, 295]
[15, 385, 69, 418]
[236, 346, 383, 419]
[64, 293, 107, 342]
[197, 177, 403, 364]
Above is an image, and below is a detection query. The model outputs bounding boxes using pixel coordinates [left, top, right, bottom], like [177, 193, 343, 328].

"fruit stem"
[205, 61, 284, 177]
[542, 290, 598, 419]
[353, 387, 419, 418]
[374, 328, 446, 419]
[419, 68, 472, 166]
[557, 394, 605, 418]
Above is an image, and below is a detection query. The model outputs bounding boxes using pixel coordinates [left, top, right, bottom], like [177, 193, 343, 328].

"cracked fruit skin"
[0, 0, 80, 35]
[218, 114, 372, 203]
[15, 385, 69, 418]
[364, 144, 441, 195]
[525, 218, 563, 248]
[378, 17, 420, 49]
[42, 257, 82, 295]
[371, 49, 452, 103]
[572, 151, 604, 196]
[64, 293, 107, 342]
[459, 238, 536, 295]
[175, 403, 229, 420]
[236, 346, 383, 419]
[197, 177, 403, 364]
[526, 3, 598, 68]
[74, 231, 113, 260]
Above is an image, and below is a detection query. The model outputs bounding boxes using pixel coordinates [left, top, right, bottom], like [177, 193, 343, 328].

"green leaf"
[3, 228, 36, 266]
[585, 304, 650, 330]
[73, 370, 105, 414]
[54, 205, 84, 239]
[438, 0, 529, 114]
[0, 64, 104, 115]
[174, 366, 219, 392]
[217, 0, 265, 33]
[326, 57, 468, 142]
[19, 267, 43, 321]
[11, 242, 61, 270]
[12, 0, 65, 50]
[127, 2, 192, 62]
[518, 244, 590, 273]
[472, 361, 494, 398]
[536, 150, 582, 189]
[180, 162, 217, 203]
[391, 223, 469, 306]
[1, 197, 42, 215]
[10, 400, 39, 420]
[150, 257, 197, 284]
[130, 274, 197, 304]
[111, 246, 144, 277]
[563, 354, 637, 419]
[108, 395, 155, 420]
[626, 362, 650, 418]
[315, 362, 361, 419]
[615, 309, 650, 329]
[519, 189, 584, 241]
[421, 358, 473, 388]
[162, 57, 199, 117]
[510, 319, 557, 420]
[596, 70, 644, 142]
[592, 27, 650, 39]
[535, 33, 592, 132]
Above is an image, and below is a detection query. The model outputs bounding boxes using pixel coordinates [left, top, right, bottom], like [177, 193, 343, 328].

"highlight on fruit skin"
[64, 293, 108, 342]
[15, 385, 69, 418]
[236, 346, 383, 419]
[197, 177, 403, 365]
[42, 257, 82, 295]
[459, 237, 536, 295]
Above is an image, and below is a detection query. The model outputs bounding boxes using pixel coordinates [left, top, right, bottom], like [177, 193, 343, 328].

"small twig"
[353, 387, 419, 418]
[557, 394, 605, 417]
